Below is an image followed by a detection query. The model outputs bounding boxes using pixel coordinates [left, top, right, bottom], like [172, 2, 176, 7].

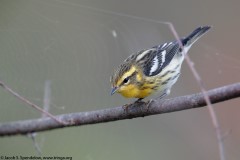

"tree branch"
[0, 83, 239, 137]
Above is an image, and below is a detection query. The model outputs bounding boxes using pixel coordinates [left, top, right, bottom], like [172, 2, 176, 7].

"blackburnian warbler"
[110, 26, 211, 101]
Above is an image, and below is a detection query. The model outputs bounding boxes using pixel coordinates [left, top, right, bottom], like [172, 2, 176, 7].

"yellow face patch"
[118, 84, 153, 98]
[117, 84, 139, 98]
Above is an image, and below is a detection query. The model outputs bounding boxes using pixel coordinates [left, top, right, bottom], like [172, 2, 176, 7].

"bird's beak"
[111, 87, 119, 95]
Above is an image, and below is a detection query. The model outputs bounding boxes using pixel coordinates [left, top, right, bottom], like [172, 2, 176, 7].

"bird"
[110, 26, 211, 102]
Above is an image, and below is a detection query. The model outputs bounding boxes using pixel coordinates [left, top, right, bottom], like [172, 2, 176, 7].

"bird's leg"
[146, 99, 154, 111]
[134, 98, 149, 112]
[146, 89, 170, 111]
[122, 98, 144, 113]
[135, 98, 144, 104]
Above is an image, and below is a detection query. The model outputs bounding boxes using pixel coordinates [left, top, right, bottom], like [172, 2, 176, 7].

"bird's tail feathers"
[182, 26, 211, 47]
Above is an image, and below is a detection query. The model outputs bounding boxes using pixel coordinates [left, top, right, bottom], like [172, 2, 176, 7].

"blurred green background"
[0, 0, 239, 159]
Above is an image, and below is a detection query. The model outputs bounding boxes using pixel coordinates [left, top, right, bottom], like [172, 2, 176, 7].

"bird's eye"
[123, 77, 130, 84]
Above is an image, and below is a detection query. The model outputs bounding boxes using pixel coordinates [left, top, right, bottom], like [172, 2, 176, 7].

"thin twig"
[42, 80, 51, 118]
[0, 80, 66, 125]
[166, 23, 225, 160]
[29, 80, 52, 155]
[27, 133, 41, 156]
[0, 83, 239, 137]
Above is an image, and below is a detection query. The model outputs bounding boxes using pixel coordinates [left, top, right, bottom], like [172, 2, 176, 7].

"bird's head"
[110, 63, 143, 98]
